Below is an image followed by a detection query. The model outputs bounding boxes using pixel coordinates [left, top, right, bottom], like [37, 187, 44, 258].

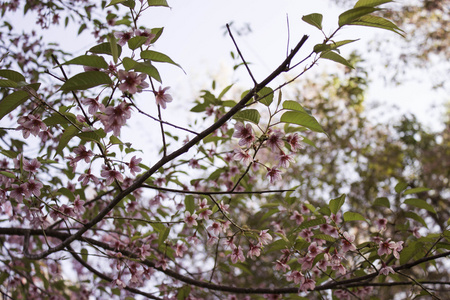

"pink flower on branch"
[230, 246, 245, 264]
[341, 232, 356, 252]
[127, 156, 142, 176]
[155, 86, 173, 109]
[114, 30, 134, 46]
[73, 145, 94, 163]
[135, 28, 156, 45]
[23, 158, 41, 173]
[100, 165, 124, 185]
[184, 211, 198, 227]
[118, 70, 149, 94]
[266, 167, 282, 183]
[98, 101, 132, 136]
[233, 123, 255, 147]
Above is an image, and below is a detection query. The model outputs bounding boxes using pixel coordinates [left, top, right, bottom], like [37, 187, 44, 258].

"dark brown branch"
[3, 228, 449, 295]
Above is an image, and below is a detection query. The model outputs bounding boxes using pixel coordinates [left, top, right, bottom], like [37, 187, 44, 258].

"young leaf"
[140, 50, 182, 69]
[404, 198, 436, 214]
[127, 36, 149, 50]
[343, 212, 367, 222]
[233, 109, 261, 125]
[0, 90, 29, 121]
[404, 211, 428, 228]
[395, 181, 408, 193]
[354, 0, 393, 8]
[123, 57, 162, 82]
[62, 55, 108, 69]
[314, 40, 358, 53]
[349, 15, 404, 36]
[147, 0, 169, 7]
[0, 79, 18, 88]
[280, 111, 325, 133]
[0, 69, 26, 82]
[60, 71, 112, 92]
[320, 51, 354, 68]
[282, 100, 307, 112]
[89, 42, 122, 57]
[404, 187, 431, 195]
[338, 7, 378, 27]
[256, 87, 274, 106]
[56, 126, 79, 156]
[107, 34, 119, 64]
[302, 13, 323, 30]
[329, 194, 346, 215]
[373, 197, 390, 208]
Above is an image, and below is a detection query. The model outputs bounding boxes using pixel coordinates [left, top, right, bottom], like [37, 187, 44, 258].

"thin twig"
[141, 183, 294, 195]
[226, 23, 257, 86]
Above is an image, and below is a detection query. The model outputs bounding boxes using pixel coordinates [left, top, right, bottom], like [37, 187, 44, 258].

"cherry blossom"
[233, 148, 253, 165]
[155, 86, 173, 109]
[259, 230, 272, 245]
[247, 243, 262, 259]
[286, 270, 305, 285]
[100, 165, 124, 185]
[135, 28, 156, 45]
[82, 97, 104, 114]
[286, 133, 304, 152]
[233, 122, 255, 147]
[184, 211, 198, 227]
[23, 158, 41, 173]
[265, 130, 284, 152]
[127, 156, 142, 176]
[266, 167, 282, 183]
[341, 232, 356, 252]
[118, 70, 149, 94]
[230, 246, 245, 264]
[114, 30, 134, 46]
[98, 101, 132, 136]
[73, 145, 94, 163]
[290, 210, 304, 225]
[379, 265, 395, 275]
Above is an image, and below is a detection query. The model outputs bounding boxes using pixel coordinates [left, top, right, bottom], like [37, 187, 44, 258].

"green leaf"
[89, 42, 122, 58]
[354, 0, 392, 8]
[320, 51, 353, 68]
[395, 181, 408, 193]
[400, 241, 422, 265]
[78, 129, 106, 143]
[177, 286, 191, 300]
[233, 109, 261, 125]
[141, 50, 182, 69]
[404, 187, 431, 195]
[184, 195, 195, 214]
[338, 7, 379, 27]
[158, 226, 170, 245]
[60, 71, 112, 92]
[302, 13, 323, 30]
[108, 34, 120, 64]
[280, 111, 325, 133]
[81, 248, 88, 261]
[329, 194, 346, 215]
[0, 171, 15, 178]
[313, 40, 358, 53]
[404, 211, 428, 228]
[150, 27, 164, 43]
[373, 197, 390, 208]
[343, 211, 367, 222]
[147, 0, 169, 7]
[349, 15, 404, 36]
[107, 0, 135, 8]
[313, 234, 335, 242]
[256, 87, 274, 106]
[0, 90, 29, 121]
[218, 84, 234, 100]
[127, 36, 149, 50]
[404, 198, 436, 214]
[298, 217, 327, 230]
[0, 79, 18, 88]
[56, 126, 79, 156]
[0, 69, 25, 82]
[122, 57, 162, 82]
[62, 55, 108, 69]
[283, 100, 307, 112]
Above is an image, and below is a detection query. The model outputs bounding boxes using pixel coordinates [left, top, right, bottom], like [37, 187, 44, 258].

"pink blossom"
[286, 133, 304, 152]
[198, 208, 212, 220]
[9, 184, 27, 202]
[299, 278, 315, 292]
[412, 227, 421, 238]
[308, 242, 323, 258]
[286, 270, 305, 285]
[82, 96, 104, 114]
[188, 159, 200, 169]
[233, 148, 253, 165]
[298, 255, 314, 270]
[128, 156, 142, 176]
[155, 256, 168, 270]
[98, 101, 132, 136]
[114, 30, 134, 46]
[392, 241, 404, 259]
[73, 196, 85, 215]
[78, 169, 100, 186]
[376, 218, 388, 231]
[290, 210, 304, 225]
[274, 260, 290, 272]
[247, 243, 261, 259]
[135, 28, 156, 45]
[266, 167, 282, 183]
[25, 179, 43, 197]
[118, 70, 149, 94]
[112, 278, 126, 289]
[198, 199, 208, 209]
[233, 123, 255, 147]
[341, 232, 356, 252]
[299, 228, 314, 242]
[23, 158, 41, 173]
[278, 152, 294, 168]
[155, 86, 173, 109]
[184, 211, 198, 227]
[259, 230, 272, 245]
[378, 239, 395, 256]
[265, 131, 284, 152]
[230, 246, 245, 264]
[100, 165, 124, 185]
[331, 212, 342, 224]
[17, 114, 47, 138]
[379, 265, 395, 275]
[73, 145, 94, 163]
